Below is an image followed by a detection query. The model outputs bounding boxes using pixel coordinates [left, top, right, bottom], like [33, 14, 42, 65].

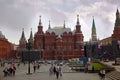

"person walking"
[3, 67, 8, 77]
[8, 67, 13, 76]
[98, 69, 106, 80]
[17, 63, 20, 68]
[84, 63, 88, 73]
[12, 65, 16, 76]
[37, 63, 40, 69]
[53, 65, 56, 75]
[102, 69, 106, 80]
[92, 66, 94, 73]
[58, 66, 62, 77]
[49, 64, 54, 80]
[33, 65, 36, 72]
[55, 65, 59, 79]
[49, 64, 54, 75]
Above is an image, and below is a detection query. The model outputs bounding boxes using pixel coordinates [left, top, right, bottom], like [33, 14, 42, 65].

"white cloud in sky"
[0, 0, 119, 44]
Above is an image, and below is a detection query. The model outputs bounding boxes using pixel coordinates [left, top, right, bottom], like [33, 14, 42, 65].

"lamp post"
[40, 49, 43, 60]
[26, 41, 32, 75]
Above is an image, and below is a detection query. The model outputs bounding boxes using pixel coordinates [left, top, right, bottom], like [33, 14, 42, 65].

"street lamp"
[58, 50, 62, 61]
[26, 41, 32, 75]
[117, 40, 120, 50]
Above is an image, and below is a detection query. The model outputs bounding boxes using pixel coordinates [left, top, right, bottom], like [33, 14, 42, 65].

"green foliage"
[91, 62, 115, 73]
[92, 62, 105, 70]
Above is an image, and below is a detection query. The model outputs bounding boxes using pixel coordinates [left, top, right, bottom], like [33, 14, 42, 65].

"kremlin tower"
[28, 28, 34, 49]
[91, 17, 98, 42]
[19, 28, 27, 51]
[112, 9, 120, 40]
[112, 8, 120, 55]
[34, 16, 44, 49]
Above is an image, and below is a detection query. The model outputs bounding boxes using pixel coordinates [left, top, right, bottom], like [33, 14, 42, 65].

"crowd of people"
[2, 64, 16, 77]
[1, 61, 40, 77]
[0, 60, 107, 80]
[33, 61, 40, 72]
[49, 63, 62, 79]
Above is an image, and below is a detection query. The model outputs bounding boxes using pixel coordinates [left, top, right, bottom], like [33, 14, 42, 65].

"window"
[64, 46, 66, 50]
[47, 46, 50, 50]
[57, 46, 60, 50]
[69, 46, 72, 50]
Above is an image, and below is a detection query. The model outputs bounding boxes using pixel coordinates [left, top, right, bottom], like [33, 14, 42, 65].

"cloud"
[107, 0, 120, 6]
[73, 1, 117, 40]
[0, 0, 47, 43]
[0, 0, 120, 44]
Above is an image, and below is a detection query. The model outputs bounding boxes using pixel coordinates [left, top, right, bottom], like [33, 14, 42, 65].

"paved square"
[0, 63, 100, 80]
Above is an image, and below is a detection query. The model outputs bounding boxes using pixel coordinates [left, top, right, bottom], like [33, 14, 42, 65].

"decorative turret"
[75, 14, 84, 50]
[34, 16, 44, 49]
[75, 14, 81, 33]
[91, 16, 97, 41]
[29, 28, 33, 40]
[28, 28, 34, 49]
[116, 8, 119, 18]
[112, 8, 120, 57]
[39, 16, 42, 26]
[20, 28, 26, 41]
[92, 16, 96, 29]
[38, 16, 44, 34]
[19, 28, 27, 50]
[115, 8, 120, 27]
[63, 20, 66, 28]
[76, 14, 80, 25]
[112, 8, 120, 41]
[48, 20, 51, 29]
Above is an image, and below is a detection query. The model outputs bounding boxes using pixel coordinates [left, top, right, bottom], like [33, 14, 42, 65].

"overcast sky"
[0, 0, 120, 44]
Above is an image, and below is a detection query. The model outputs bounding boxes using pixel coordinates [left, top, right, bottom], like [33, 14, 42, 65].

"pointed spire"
[115, 8, 120, 27]
[28, 28, 34, 48]
[39, 16, 42, 26]
[20, 28, 26, 40]
[116, 8, 120, 19]
[48, 20, 51, 29]
[116, 8, 119, 14]
[77, 14, 80, 25]
[63, 20, 65, 28]
[92, 16, 96, 29]
[91, 16, 97, 41]
[29, 28, 33, 40]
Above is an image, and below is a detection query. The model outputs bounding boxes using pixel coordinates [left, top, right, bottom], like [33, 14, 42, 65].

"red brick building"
[34, 15, 84, 60]
[0, 31, 14, 59]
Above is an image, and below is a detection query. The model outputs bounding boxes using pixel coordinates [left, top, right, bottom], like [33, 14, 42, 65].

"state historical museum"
[34, 15, 84, 60]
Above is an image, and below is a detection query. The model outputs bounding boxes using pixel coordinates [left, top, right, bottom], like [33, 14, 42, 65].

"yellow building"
[100, 37, 112, 46]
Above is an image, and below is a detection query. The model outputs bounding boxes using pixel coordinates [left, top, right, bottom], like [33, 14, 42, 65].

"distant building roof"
[46, 26, 71, 35]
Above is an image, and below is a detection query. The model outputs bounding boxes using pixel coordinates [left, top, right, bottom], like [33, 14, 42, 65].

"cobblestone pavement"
[101, 61, 120, 72]
[0, 63, 100, 80]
